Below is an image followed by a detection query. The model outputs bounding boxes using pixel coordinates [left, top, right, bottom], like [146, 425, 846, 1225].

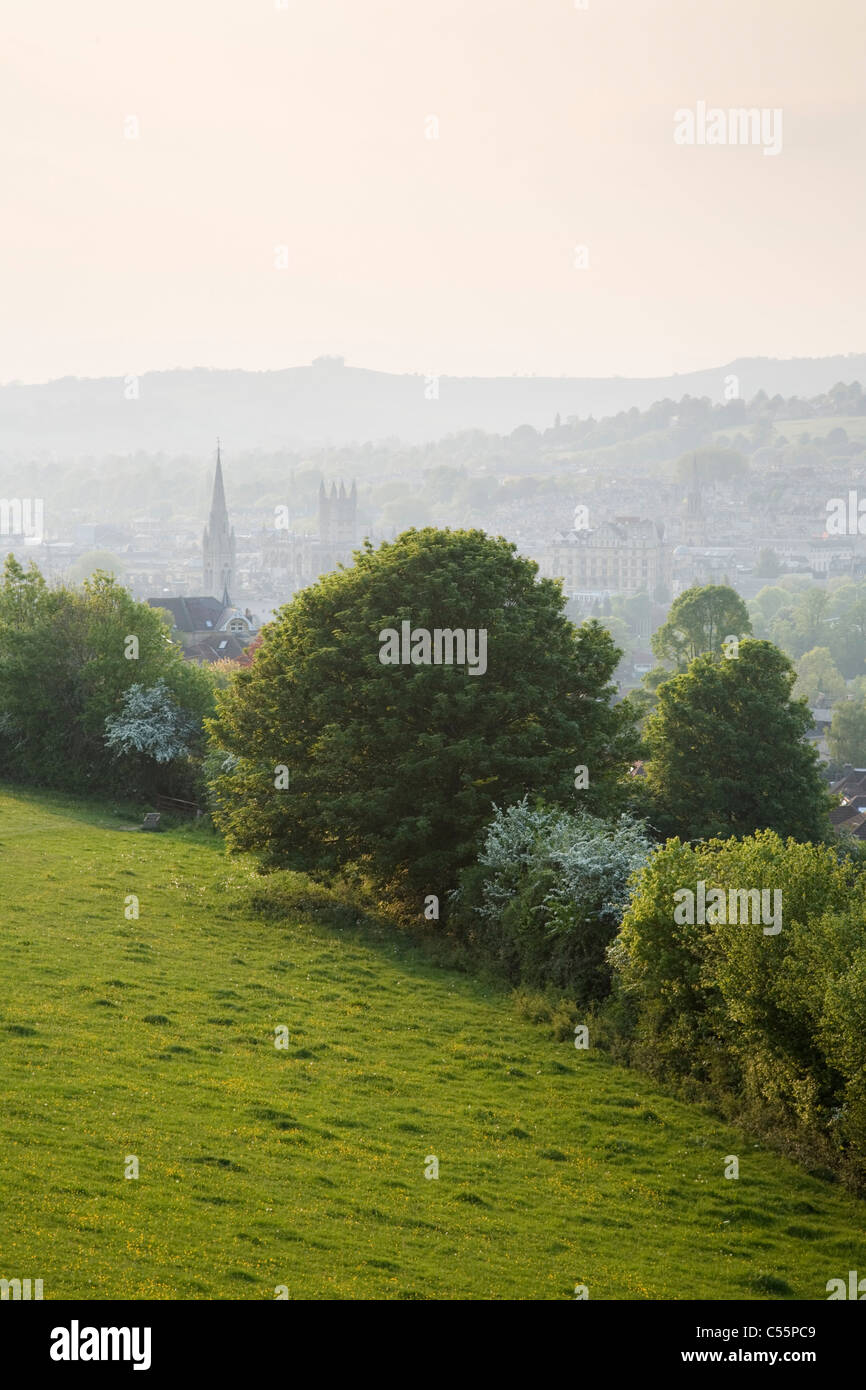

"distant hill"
[2, 354, 866, 454]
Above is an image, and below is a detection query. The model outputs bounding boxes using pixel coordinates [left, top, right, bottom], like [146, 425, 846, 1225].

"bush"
[450, 798, 652, 1003]
[609, 831, 866, 1183]
[104, 680, 197, 763]
[512, 989, 580, 1041]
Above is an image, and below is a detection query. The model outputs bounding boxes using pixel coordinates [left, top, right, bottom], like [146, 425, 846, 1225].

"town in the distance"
[3, 367, 866, 769]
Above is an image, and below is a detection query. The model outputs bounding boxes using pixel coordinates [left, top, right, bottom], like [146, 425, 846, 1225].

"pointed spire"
[221, 575, 231, 609]
[209, 439, 228, 526]
[203, 440, 236, 599]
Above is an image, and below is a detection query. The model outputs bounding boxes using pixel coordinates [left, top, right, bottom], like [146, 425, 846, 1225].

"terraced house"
[544, 516, 670, 600]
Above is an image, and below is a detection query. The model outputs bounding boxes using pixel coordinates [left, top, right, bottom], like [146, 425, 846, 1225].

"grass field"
[1, 786, 865, 1300]
[711, 415, 866, 445]
[772, 416, 866, 443]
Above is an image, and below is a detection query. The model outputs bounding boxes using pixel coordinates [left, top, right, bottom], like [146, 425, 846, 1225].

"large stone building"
[255, 479, 359, 596]
[543, 516, 670, 600]
[319, 479, 357, 554]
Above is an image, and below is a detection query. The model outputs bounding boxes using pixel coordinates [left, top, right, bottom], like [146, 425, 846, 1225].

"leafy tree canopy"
[645, 639, 830, 843]
[828, 699, 866, 767]
[795, 647, 847, 706]
[207, 528, 640, 900]
[651, 584, 752, 672]
[0, 556, 213, 793]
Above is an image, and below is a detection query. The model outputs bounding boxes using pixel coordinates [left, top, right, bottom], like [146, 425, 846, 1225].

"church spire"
[203, 439, 236, 597]
[209, 438, 228, 528]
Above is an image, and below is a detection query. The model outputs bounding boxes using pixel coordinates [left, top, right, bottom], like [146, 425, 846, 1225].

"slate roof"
[186, 634, 249, 663]
[830, 767, 866, 801]
[147, 596, 225, 632]
[829, 767, 866, 837]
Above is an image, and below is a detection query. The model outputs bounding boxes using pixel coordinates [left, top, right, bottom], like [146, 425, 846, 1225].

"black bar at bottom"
[1, 1297, 859, 1375]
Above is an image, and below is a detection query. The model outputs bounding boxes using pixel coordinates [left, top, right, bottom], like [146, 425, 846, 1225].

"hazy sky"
[1, 0, 863, 383]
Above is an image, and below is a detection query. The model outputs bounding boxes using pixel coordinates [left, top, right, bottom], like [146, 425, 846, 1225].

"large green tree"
[208, 529, 640, 899]
[826, 581, 866, 678]
[756, 580, 866, 677]
[828, 699, 866, 767]
[651, 584, 752, 672]
[795, 646, 846, 705]
[645, 639, 829, 842]
[0, 556, 212, 792]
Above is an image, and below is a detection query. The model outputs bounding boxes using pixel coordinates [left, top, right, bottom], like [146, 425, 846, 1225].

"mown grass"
[1, 785, 865, 1300]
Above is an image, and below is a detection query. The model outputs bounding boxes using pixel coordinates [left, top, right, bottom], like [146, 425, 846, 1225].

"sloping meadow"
[1, 788, 864, 1299]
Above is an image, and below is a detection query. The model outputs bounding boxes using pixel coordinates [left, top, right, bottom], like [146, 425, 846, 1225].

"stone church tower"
[202, 442, 236, 598]
[318, 479, 357, 549]
[682, 455, 707, 547]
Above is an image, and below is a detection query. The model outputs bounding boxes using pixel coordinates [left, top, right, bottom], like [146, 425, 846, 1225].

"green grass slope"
[1, 787, 864, 1300]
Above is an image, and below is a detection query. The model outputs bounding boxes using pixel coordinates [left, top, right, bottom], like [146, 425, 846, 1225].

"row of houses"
[830, 766, 866, 841]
